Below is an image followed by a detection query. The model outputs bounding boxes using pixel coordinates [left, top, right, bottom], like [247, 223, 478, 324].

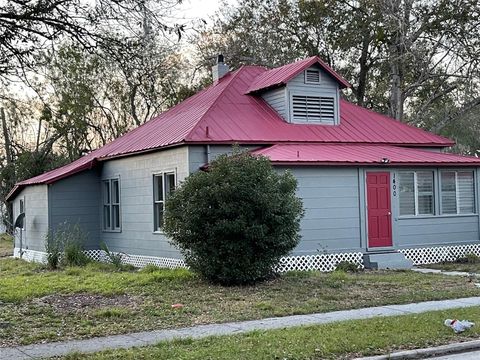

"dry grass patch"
[1, 257, 480, 347]
[62, 306, 480, 360]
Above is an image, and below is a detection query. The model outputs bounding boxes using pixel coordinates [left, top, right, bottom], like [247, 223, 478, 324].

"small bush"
[454, 253, 480, 264]
[45, 223, 89, 268]
[100, 242, 124, 269]
[45, 231, 62, 269]
[62, 240, 89, 267]
[164, 148, 304, 285]
[335, 261, 360, 273]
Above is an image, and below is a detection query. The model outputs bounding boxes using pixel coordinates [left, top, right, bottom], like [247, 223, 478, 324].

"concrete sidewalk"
[3, 296, 480, 359]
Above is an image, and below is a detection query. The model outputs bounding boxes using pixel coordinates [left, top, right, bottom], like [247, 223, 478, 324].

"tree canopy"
[2, 0, 480, 229]
[193, 0, 480, 150]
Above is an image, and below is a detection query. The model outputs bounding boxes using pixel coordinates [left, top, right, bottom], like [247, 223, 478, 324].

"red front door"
[366, 172, 392, 248]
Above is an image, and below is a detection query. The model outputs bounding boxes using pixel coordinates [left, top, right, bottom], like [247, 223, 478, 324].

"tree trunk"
[1, 107, 12, 164]
[356, 34, 371, 107]
[389, 55, 404, 120]
[1, 107, 14, 234]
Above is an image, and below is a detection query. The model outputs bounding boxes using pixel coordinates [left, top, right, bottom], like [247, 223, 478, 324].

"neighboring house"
[7, 56, 480, 270]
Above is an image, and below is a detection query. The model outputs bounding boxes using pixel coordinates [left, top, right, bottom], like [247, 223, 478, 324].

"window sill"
[153, 230, 165, 235]
[102, 229, 122, 233]
[398, 213, 478, 220]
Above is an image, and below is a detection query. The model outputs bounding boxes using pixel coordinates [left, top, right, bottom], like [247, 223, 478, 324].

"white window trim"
[102, 177, 121, 233]
[413, 171, 419, 216]
[439, 170, 476, 215]
[304, 69, 321, 84]
[153, 170, 177, 234]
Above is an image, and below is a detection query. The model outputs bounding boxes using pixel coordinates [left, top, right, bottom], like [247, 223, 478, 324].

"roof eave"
[5, 159, 98, 202]
[268, 161, 480, 167]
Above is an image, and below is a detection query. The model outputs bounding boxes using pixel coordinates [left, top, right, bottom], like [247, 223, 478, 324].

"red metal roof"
[246, 56, 351, 93]
[252, 144, 480, 166]
[7, 58, 458, 200]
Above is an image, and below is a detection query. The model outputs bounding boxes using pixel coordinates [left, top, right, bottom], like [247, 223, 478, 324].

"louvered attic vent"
[305, 69, 320, 83]
[292, 95, 335, 123]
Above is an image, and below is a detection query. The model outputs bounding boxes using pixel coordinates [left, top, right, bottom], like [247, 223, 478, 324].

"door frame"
[364, 170, 395, 251]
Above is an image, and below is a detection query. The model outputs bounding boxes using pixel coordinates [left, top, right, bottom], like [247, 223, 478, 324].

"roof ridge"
[184, 67, 248, 142]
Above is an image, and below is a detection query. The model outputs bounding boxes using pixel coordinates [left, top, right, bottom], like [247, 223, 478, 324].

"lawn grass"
[62, 306, 480, 360]
[0, 233, 13, 258]
[1, 257, 480, 347]
[422, 262, 480, 273]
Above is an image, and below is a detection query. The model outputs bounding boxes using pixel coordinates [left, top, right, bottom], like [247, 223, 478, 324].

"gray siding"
[100, 146, 189, 258]
[260, 64, 341, 125]
[188, 145, 262, 174]
[396, 216, 479, 248]
[48, 169, 101, 249]
[261, 87, 287, 120]
[13, 185, 49, 252]
[286, 65, 340, 125]
[278, 167, 362, 255]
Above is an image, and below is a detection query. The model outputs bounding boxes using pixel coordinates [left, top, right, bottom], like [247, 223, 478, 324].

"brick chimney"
[212, 54, 229, 82]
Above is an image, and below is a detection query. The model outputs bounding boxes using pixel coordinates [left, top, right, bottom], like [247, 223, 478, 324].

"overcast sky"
[178, 0, 224, 20]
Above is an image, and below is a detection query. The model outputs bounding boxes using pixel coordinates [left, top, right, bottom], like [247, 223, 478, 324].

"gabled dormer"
[246, 56, 350, 126]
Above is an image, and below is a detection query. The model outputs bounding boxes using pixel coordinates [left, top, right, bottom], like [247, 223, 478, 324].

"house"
[7, 55, 480, 270]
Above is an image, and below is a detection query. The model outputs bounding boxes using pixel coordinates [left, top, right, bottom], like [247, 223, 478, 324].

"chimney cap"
[217, 54, 224, 63]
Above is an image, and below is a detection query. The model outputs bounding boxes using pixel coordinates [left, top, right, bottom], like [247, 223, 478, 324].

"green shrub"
[454, 253, 480, 264]
[164, 148, 304, 285]
[100, 242, 124, 269]
[45, 231, 62, 270]
[62, 239, 89, 267]
[45, 222, 89, 268]
[335, 261, 360, 273]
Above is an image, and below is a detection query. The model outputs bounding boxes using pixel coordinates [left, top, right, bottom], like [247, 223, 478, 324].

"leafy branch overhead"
[0, 0, 185, 79]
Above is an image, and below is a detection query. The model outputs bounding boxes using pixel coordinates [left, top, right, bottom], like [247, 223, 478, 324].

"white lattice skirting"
[276, 252, 364, 272]
[84, 250, 187, 269]
[14, 248, 363, 272]
[399, 244, 480, 265]
[14, 244, 480, 271]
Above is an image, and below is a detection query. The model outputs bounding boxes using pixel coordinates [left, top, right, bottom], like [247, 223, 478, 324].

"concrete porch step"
[363, 251, 413, 270]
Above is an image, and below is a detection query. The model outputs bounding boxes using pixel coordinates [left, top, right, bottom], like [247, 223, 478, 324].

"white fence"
[14, 243, 480, 272]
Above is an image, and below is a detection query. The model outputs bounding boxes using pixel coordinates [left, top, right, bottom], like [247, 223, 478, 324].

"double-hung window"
[153, 172, 176, 232]
[103, 178, 121, 231]
[398, 171, 434, 216]
[19, 197, 25, 230]
[440, 171, 475, 214]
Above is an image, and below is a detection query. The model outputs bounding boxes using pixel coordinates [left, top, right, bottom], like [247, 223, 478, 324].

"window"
[103, 178, 121, 231]
[153, 172, 176, 232]
[19, 197, 25, 230]
[398, 171, 434, 216]
[305, 69, 320, 84]
[441, 171, 475, 214]
[291, 95, 335, 123]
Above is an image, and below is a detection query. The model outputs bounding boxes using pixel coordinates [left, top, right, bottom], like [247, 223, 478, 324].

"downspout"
[206, 145, 211, 164]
